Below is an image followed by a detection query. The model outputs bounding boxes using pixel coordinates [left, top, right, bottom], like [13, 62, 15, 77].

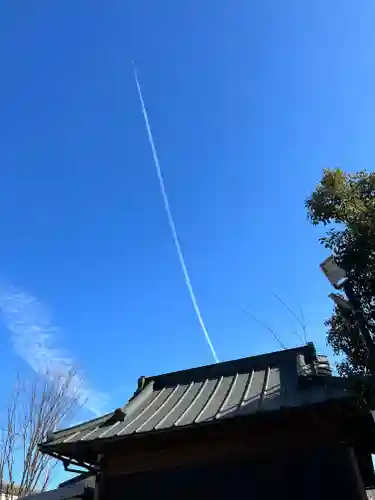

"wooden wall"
[97, 409, 372, 500]
[100, 444, 367, 500]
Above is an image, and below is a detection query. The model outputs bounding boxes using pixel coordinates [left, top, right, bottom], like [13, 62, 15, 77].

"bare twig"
[240, 307, 288, 350]
[271, 292, 307, 344]
[0, 370, 80, 498]
[299, 306, 308, 343]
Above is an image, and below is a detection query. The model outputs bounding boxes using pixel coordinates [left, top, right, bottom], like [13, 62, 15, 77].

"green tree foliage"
[306, 168, 375, 377]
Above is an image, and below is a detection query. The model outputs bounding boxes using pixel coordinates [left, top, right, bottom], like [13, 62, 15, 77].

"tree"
[306, 168, 375, 377]
[0, 370, 80, 498]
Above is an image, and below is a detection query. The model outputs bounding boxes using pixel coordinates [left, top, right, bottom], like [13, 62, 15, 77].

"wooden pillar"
[345, 447, 369, 500]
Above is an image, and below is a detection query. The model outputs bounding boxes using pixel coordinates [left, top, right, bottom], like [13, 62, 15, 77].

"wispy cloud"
[0, 284, 107, 417]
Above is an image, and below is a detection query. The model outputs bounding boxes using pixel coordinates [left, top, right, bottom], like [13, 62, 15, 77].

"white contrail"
[132, 63, 219, 363]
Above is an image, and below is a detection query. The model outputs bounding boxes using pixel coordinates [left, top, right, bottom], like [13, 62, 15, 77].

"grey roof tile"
[175, 378, 217, 426]
[152, 383, 194, 430]
[22, 475, 95, 500]
[40, 344, 351, 450]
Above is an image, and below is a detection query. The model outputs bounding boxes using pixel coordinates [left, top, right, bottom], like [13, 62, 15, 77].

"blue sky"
[0, 0, 375, 424]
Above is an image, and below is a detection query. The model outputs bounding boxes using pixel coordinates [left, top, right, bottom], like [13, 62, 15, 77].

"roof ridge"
[146, 344, 313, 387]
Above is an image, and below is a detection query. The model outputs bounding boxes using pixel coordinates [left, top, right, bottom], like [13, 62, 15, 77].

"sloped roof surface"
[41, 344, 350, 449]
[19, 477, 93, 500]
[59, 474, 95, 490]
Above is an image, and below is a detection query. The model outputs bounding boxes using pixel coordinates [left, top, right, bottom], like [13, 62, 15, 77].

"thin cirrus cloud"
[0, 284, 107, 417]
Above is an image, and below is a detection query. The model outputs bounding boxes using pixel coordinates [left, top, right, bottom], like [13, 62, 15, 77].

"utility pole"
[320, 256, 375, 375]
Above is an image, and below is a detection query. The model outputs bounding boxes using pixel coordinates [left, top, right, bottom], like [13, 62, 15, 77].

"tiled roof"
[58, 474, 95, 490]
[19, 476, 93, 500]
[40, 344, 350, 450]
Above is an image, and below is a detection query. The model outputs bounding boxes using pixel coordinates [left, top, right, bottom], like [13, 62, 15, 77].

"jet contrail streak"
[132, 63, 219, 363]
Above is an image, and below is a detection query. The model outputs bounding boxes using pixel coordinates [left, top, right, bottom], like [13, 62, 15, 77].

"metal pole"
[342, 279, 375, 372]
